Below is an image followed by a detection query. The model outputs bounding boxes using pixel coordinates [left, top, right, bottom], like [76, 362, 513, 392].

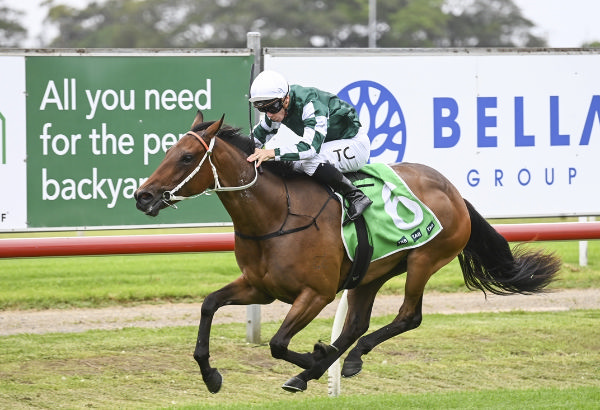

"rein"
[161, 131, 259, 209]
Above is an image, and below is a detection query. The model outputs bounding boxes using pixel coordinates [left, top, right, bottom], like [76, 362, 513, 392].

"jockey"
[247, 70, 372, 221]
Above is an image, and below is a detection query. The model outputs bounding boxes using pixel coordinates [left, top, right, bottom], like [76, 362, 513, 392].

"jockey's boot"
[312, 163, 372, 220]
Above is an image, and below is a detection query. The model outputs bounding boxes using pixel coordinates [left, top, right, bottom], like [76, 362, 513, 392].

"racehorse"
[134, 112, 561, 394]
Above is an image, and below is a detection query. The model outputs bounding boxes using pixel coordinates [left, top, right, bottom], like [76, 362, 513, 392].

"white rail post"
[245, 32, 262, 344]
[579, 216, 592, 267]
[328, 290, 349, 397]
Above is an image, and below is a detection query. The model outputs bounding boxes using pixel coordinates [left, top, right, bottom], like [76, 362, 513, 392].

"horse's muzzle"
[134, 188, 164, 217]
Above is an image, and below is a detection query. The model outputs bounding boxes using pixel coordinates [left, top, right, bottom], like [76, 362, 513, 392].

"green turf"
[0, 310, 598, 409]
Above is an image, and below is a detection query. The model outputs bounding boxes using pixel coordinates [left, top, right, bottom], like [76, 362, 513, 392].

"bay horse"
[134, 112, 561, 394]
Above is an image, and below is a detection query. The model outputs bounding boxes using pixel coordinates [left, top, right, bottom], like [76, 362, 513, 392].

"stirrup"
[346, 194, 372, 221]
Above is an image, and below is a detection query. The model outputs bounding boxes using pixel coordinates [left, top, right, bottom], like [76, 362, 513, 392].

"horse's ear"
[204, 114, 225, 138]
[190, 110, 204, 130]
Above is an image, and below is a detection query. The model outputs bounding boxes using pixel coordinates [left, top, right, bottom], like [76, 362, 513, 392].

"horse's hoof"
[203, 368, 223, 394]
[341, 360, 363, 378]
[281, 376, 307, 393]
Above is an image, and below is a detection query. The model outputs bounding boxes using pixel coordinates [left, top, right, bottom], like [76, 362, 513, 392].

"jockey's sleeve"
[274, 100, 327, 161]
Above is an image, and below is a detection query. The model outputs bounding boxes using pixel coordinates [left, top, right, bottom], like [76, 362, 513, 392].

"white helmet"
[249, 70, 289, 102]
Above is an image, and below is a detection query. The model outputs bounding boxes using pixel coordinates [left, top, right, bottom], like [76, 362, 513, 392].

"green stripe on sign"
[0, 112, 5, 164]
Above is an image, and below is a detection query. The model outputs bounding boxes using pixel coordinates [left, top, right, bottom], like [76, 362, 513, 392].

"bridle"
[161, 130, 259, 209]
[158, 129, 333, 243]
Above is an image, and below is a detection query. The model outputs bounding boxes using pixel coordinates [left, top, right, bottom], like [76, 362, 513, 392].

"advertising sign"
[0, 57, 27, 231]
[1, 49, 599, 231]
[265, 51, 600, 218]
[24, 54, 253, 228]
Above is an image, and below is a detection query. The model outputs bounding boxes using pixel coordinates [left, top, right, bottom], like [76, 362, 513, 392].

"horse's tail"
[457, 199, 561, 296]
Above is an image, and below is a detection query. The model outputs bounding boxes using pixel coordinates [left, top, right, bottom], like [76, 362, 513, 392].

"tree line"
[0, 0, 593, 49]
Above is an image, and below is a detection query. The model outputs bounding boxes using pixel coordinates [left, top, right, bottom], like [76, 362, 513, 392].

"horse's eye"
[181, 153, 195, 164]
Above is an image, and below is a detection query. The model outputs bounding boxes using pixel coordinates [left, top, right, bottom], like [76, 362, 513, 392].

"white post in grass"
[246, 31, 262, 344]
[579, 216, 593, 267]
[328, 290, 349, 397]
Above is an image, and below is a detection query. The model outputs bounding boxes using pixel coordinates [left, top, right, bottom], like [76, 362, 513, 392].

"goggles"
[253, 98, 285, 114]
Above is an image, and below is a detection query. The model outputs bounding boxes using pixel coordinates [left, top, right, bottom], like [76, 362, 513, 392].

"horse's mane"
[192, 121, 301, 178]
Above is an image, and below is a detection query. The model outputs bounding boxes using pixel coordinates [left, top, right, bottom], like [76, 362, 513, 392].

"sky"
[515, 0, 600, 47]
[5, 0, 600, 48]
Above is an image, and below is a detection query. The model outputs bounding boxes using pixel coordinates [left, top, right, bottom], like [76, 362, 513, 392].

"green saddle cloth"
[341, 163, 443, 262]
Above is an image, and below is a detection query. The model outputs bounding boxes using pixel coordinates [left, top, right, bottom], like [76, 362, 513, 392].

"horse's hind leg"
[342, 294, 424, 377]
[342, 250, 455, 378]
[281, 278, 387, 392]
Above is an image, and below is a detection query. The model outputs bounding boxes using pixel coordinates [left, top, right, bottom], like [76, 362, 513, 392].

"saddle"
[336, 164, 445, 289]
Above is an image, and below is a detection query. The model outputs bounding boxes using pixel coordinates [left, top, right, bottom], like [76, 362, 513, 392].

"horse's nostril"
[136, 190, 154, 205]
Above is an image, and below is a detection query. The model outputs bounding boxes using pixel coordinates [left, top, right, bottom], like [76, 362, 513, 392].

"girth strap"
[338, 214, 373, 291]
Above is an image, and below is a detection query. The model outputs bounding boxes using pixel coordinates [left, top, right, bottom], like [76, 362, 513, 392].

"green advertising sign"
[25, 54, 253, 228]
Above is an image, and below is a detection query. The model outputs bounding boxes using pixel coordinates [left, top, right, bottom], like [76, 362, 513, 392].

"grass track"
[204, 387, 600, 410]
[1, 224, 598, 408]
[1, 310, 598, 409]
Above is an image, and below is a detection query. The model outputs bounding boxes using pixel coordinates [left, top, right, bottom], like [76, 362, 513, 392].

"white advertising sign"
[0, 56, 27, 230]
[265, 51, 600, 218]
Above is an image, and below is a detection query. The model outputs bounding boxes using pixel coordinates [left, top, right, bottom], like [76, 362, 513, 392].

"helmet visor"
[253, 98, 284, 114]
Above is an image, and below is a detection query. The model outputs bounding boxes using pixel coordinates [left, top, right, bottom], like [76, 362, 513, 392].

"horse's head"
[134, 111, 224, 216]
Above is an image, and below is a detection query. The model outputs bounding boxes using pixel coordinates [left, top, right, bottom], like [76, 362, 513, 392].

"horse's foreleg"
[194, 276, 273, 394]
[268, 290, 333, 372]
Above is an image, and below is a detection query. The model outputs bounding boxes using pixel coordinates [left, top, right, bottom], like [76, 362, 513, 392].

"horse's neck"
[215, 162, 290, 236]
[215, 147, 287, 235]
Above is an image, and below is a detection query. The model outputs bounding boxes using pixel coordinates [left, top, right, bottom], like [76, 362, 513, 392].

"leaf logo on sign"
[381, 181, 423, 230]
[337, 80, 407, 164]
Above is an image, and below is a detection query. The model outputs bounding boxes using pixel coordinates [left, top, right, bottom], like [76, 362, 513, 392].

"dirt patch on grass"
[1, 288, 598, 336]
